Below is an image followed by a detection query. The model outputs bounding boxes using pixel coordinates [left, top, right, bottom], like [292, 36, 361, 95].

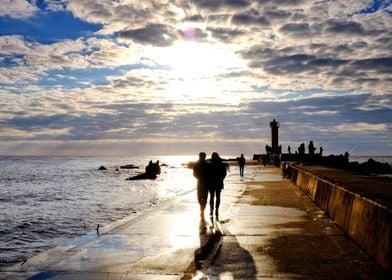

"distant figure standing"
[238, 154, 246, 177]
[209, 152, 227, 220]
[282, 162, 289, 178]
[288, 145, 291, 154]
[344, 151, 349, 163]
[319, 146, 323, 156]
[155, 160, 161, 175]
[308, 141, 316, 156]
[145, 160, 153, 174]
[298, 143, 305, 163]
[193, 152, 211, 222]
[298, 143, 305, 155]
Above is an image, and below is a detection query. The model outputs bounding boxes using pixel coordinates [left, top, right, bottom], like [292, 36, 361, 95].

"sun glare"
[155, 41, 244, 78]
[151, 41, 245, 101]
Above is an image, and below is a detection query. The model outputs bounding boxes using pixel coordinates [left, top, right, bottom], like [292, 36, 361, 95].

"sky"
[0, 0, 391, 157]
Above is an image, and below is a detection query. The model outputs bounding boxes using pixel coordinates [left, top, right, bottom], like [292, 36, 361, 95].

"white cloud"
[44, 0, 68, 11]
[0, 0, 38, 19]
[303, 110, 339, 116]
[336, 122, 387, 132]
[0, 36, 33, 54]
[67, 0, 182, 34]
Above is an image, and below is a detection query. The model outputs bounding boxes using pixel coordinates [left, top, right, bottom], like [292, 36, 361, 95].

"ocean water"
[350, 156, 392, 165]
[0, 155, 197, 261]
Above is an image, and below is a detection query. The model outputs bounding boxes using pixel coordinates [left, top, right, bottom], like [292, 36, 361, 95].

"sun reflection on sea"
[155, 155, 196, 201]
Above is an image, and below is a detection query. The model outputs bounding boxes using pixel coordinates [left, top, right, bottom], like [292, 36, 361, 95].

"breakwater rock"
[348, 158, 392, 175]
[280, 154, 392, 175]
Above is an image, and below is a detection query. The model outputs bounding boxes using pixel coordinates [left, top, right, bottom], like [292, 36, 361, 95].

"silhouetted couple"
[193, 152, 227, 223]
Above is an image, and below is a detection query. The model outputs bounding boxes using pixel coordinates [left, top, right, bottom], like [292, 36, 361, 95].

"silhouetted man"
[238, 154, 246, 177]
[193, 152, 211, 222]
[298, 143, 305, 155]
[308, 141, 316, 156]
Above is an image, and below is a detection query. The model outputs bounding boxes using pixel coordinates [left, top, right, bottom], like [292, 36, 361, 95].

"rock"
[98, 166, 107, 170]
[120, 164, 139, 169]
[360, 158, 392, 175]
[126, 173, 157, 180]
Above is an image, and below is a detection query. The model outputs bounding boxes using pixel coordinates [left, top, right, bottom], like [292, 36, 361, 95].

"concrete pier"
[1, 166, 389, 279]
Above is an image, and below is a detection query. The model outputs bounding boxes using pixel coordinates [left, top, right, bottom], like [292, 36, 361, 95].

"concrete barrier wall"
[328, 187, 354, 232]
[348, 196, 392, 271]
[314, 180, 332, 213]
[288, 165, 392, 272]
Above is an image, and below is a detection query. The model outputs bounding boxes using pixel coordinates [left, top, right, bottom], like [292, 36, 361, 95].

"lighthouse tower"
[270, 119, 279, 154]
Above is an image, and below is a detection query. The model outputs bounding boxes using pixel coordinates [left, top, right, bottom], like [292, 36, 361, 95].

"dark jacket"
[210, 160, 227, 189]
[238, 156, 245, 166]
[193, 160, 211, 188]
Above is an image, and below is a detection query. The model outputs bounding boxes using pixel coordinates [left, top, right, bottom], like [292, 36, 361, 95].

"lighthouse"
[270, 119, 279, 154]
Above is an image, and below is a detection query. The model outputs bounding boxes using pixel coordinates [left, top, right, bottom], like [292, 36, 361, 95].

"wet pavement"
[1, 166, 389, 279]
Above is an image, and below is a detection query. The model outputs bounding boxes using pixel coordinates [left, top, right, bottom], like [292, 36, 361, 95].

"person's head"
[211, 152, 221, 162]
[241, 153, 244, 157]
[199, 152, 206, 161]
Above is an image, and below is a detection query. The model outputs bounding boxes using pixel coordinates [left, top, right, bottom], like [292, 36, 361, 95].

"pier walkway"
[1, 166, 389, 279]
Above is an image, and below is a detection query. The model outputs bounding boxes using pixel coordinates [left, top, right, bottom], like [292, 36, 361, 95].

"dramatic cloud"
[231, 9, 270, 26]
[0, 0, 38, 19]
[119, 23, 178, 46]
[0, 0, 391, 156]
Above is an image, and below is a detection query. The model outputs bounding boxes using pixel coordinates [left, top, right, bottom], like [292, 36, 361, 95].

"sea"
[0, 155, 391, 263]
[0, 155, 199, 262]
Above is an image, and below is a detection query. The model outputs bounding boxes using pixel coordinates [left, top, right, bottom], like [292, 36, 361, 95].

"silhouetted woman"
[209, 152, 227, 220]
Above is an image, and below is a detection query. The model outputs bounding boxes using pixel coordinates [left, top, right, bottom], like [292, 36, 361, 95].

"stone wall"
[288, 165, 392, 272]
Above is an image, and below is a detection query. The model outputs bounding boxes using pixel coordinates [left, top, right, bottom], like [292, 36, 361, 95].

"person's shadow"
[183, 218, 257, 279]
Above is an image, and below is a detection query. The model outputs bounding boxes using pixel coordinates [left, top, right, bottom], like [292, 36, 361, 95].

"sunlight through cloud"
[153, 41, 245, 78]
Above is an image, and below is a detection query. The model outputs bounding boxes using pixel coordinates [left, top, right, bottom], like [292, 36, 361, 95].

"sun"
[154, 41, 244, 79]
[149, 41, 245, 102]
[163, 42, 222, 77]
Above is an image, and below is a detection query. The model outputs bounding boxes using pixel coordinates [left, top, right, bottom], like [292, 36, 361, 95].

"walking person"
[193, 152, 211, 223]
[238, 153, 246, 177]
[209, 152, 227, 221]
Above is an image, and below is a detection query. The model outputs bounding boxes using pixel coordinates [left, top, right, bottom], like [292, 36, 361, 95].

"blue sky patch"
[39, 67, 127, 89]
[0, 11, 101, 44]
[0, 54, 25, 67]
[359, 0, 392, 14]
